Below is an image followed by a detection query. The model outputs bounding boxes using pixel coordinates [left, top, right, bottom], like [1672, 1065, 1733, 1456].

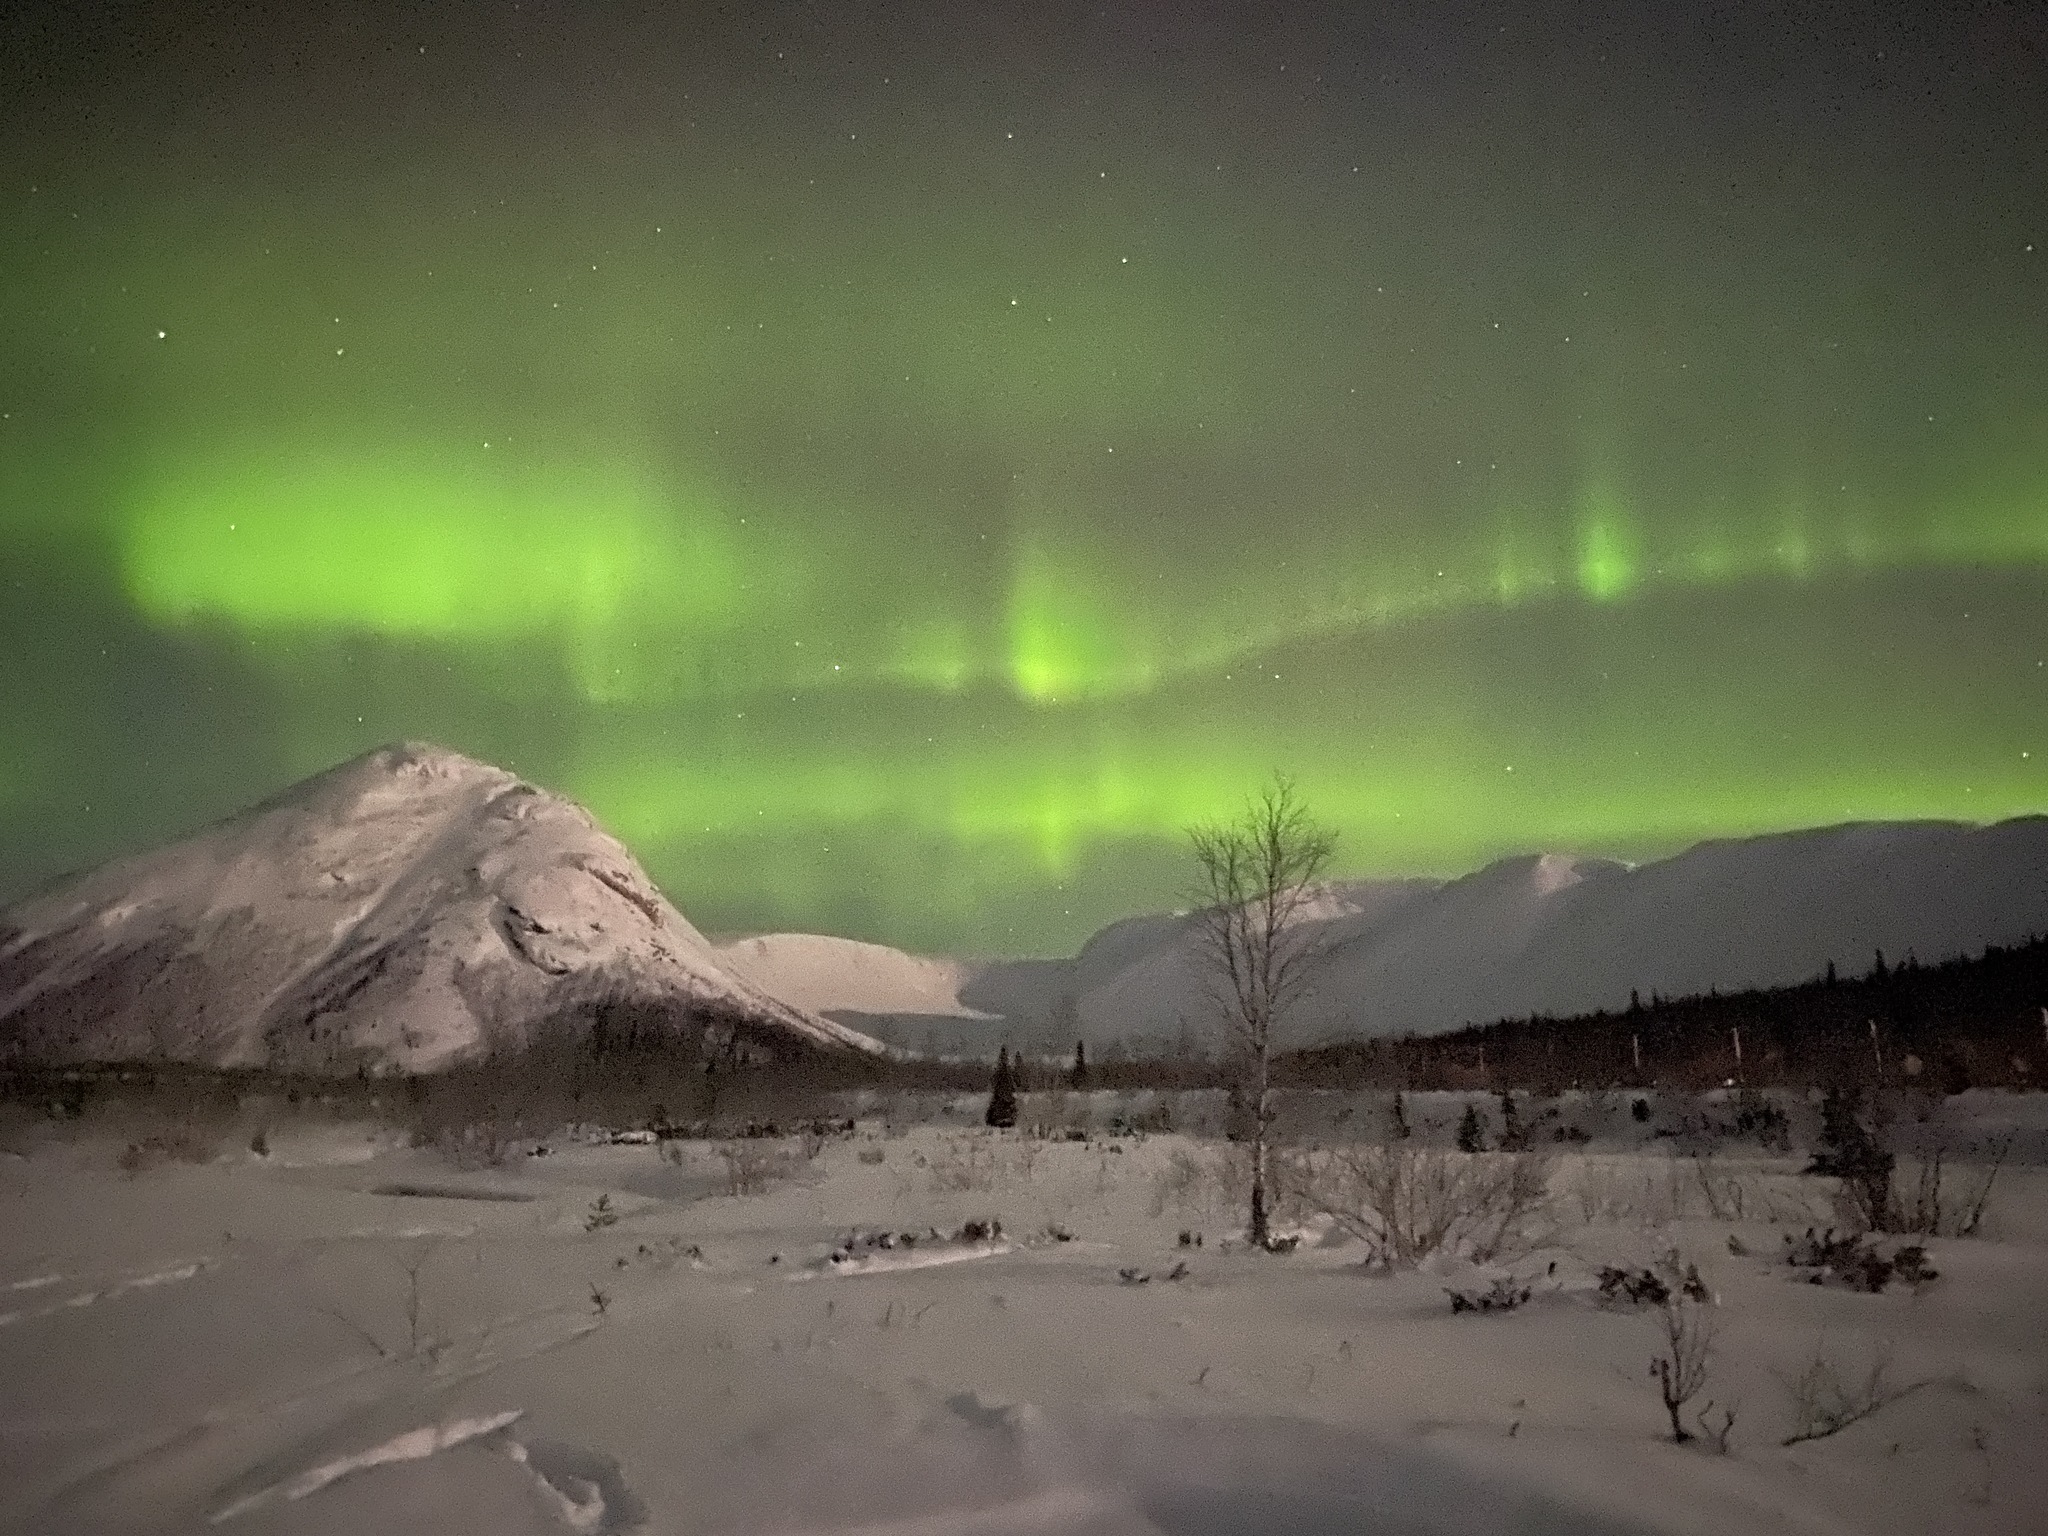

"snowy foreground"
[3, 1094, 2045, 1535]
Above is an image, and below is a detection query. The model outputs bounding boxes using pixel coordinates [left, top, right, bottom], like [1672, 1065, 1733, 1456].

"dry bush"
[1025, 1089, 1070, 1136]
[116, 1121, 220, 1174]
[1147, 1143, 1248, 1219]
[1781, 1228, 1937, 1292]
[1779, 1340, 1930, 1445]
[1570, 1161, 1657, 1226]
[1873, 1141, 2010, 1238]
[1287, 1145, 1555, 1266]
[1687, 1148, 1752, 1221]
[925, 1137, 998, 1193]
[1569, 1154, 1826, 1230]
[1147, 1146, 1210, 1218]
[1805, 1087, 2006, 1237]
[1007, 1136, 1042, 1181]
[1650, 1285, 1722, 1445]
[433, 1120, 511, 1171]
[716, 1139, 800, 1196]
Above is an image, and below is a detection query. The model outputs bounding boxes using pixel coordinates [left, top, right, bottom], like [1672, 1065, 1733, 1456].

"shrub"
[1598, 1250, 1710, 1308]
[1809, 1085, 2007, 1236]
[117, 1123, 219, 1174]
[1780, 1341, 1930, 1445]
[1732, 1087, 1790, 1151]
[1781, 1228, 1938, 1292]
[1286, 1145, 1554, 1267]
[926, 1137, 998, 1193]
[1148, 1146, 1213, 1217]
[1649, 1271, 1718, 1444]
[1446, 1275, 1533, 1314]
[717, 1140, 799, 1196]
[1885, 1138, 2010, 1238]
[1129, 1099, 1174, 1134]
[437, 1120, 511, 1171]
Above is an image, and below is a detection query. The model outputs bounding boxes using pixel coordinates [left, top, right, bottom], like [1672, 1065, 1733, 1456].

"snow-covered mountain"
[722, 818, 2048, 1054]
[715, 933, 991, 1023]
[0, 743, 884, 1071]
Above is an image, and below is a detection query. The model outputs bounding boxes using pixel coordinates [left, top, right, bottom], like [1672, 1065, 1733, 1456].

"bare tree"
[1188, 774, 1337, 1248]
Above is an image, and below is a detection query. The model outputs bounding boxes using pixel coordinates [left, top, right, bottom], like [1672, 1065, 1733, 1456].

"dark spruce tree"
[1069, 1039, 1089, 1091]
[1456, 1101, 1488, 1154]
[985, 1046, 1019, 1129]
[1496, 1088, 1527, 1151]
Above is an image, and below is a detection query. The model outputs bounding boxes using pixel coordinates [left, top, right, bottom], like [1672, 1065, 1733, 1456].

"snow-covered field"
[2, 1093, 2044, 1535]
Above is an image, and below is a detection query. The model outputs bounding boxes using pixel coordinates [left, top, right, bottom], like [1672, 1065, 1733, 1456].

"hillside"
[0, 743, 882, 1071]
[720, 818, 2048, 1056]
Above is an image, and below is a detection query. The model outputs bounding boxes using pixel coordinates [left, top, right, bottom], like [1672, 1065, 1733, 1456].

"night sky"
[3, 1, 2044, 955]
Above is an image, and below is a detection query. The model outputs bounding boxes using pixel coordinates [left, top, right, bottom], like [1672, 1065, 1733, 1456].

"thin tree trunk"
[1249, 1036, 1271, 1247]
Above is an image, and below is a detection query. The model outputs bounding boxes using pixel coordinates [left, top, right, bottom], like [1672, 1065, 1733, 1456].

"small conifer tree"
[1069, 1039, 1089, 1091]
[985, 1046, 1019, 1129]
[1456, 1101, 1487, 1154]
[1497, 1087, 1527, 1151]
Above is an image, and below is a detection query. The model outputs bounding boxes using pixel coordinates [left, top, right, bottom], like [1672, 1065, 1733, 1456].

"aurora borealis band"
[2, 2, 2044, 955]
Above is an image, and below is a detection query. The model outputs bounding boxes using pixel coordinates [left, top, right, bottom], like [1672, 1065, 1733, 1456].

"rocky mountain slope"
[0, 743, 882, 1071]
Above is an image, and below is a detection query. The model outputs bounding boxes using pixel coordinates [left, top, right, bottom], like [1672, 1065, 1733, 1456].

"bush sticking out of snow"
[116, 1123, 219, 1174]
[1648, 1267, 1718, 1445]
[1779, 1340, 1932, 1445]
[924, 1136, 998, 1193]
[1597, 1251, 1711, 1309]
[1284, 1145, 1555, 1268]
[1781, 1228, 1939, 1292]
[1446, 1275, 1533, 1314]
[717, 1140, 800, 1196]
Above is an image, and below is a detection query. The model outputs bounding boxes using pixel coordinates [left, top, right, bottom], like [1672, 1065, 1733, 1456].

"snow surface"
[0, 743, 882, 1070]
[2, 1095, 2043, 1534]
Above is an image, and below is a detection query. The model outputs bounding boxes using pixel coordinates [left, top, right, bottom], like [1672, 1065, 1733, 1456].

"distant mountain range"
[3, 742, 2042, 1072]
[720, 819, 2048, 1056]
[0, 743, 883, 1071]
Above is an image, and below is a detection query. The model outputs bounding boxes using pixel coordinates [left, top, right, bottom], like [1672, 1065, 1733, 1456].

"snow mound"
[209, 1408, 525, 1524]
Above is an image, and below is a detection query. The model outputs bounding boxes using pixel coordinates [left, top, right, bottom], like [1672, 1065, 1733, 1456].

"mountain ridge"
[723, 816, 2048, 1055]
[0, 742, 883, 1070]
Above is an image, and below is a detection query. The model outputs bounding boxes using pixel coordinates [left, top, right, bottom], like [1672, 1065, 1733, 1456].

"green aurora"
[2, 2, 2044, 952]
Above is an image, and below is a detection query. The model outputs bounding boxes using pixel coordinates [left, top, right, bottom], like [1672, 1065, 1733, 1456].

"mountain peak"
[0, 749, 882, 1071]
